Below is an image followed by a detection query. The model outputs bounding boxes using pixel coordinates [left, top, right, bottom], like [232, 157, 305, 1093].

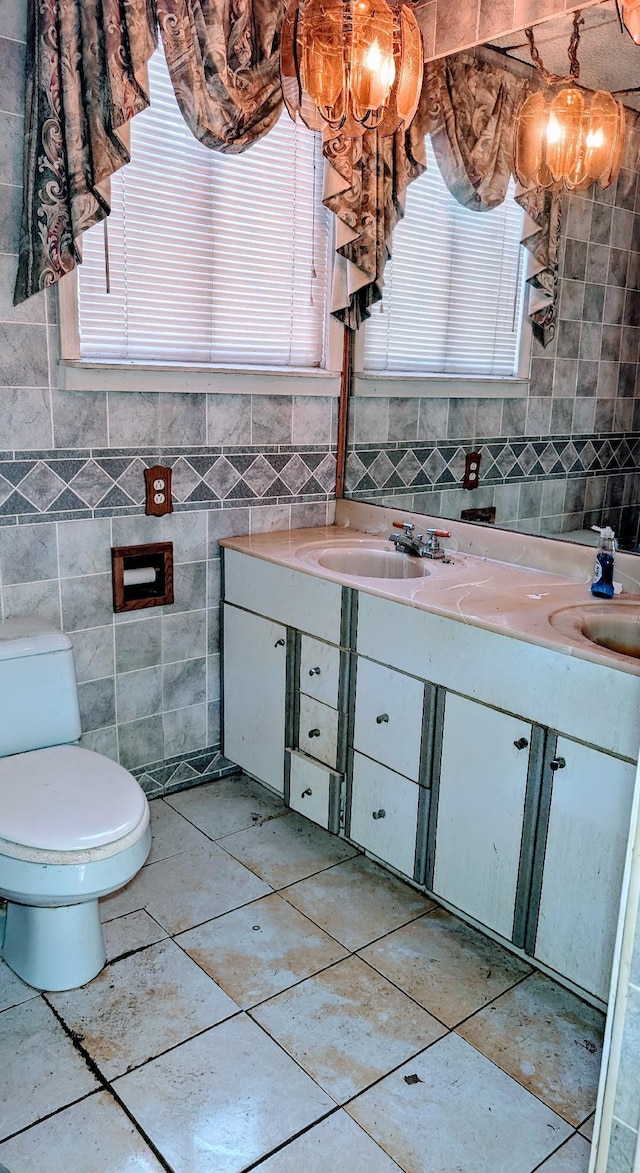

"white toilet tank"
[0, 618, 82, 757]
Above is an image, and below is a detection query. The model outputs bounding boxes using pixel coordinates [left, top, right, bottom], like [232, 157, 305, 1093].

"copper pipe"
[335, 325, 353, 499]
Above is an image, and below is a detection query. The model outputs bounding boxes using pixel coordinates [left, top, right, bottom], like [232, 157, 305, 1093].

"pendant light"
[280, 0, 424, 138]
[515, 12, 625, 193]
[617, 0, 640, 44]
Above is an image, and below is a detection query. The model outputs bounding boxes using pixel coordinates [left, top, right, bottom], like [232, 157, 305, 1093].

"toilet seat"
[0, 744, 147, 851]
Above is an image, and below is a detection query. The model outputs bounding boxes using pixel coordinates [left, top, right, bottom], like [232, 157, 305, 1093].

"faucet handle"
[392, 521, 415, 535]
[423, 528, 451, 538]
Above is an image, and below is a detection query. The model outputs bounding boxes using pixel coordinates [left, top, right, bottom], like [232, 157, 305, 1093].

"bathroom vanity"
[221, 503, 640, 1007]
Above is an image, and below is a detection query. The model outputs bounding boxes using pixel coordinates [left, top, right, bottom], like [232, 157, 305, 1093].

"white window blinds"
[78, 48, 331, 368]
[363, 139, 527, 377]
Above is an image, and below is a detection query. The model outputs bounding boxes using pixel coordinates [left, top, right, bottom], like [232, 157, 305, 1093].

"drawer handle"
[274, 638, 285, 648]
[307, 728, 321, 738]
[376, 713, 389, 724]
[372, 808, 386, 820]
[513, 737, 529, 750]
[308, 666, 321, 676]
[301, 788, 313, 797]
[550, 756, 566, 772]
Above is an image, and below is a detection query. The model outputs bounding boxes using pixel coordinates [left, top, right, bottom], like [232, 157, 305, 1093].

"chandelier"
[617, 0, 640, 43]
[515, 12, 625, 193]
[280, 0, 424, 137]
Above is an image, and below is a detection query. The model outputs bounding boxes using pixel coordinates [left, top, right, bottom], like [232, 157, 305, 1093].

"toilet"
[0, 617, 151, 992]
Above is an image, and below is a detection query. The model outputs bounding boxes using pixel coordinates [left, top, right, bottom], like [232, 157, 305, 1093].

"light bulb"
[546, 114, 562, 145]
[586, 127, 604, 149]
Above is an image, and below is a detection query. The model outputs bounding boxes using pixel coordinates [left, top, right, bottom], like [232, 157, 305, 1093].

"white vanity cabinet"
[223, 603, 288, 793]
[432, 693, 533, 942]
[532, 738, 635, 1002]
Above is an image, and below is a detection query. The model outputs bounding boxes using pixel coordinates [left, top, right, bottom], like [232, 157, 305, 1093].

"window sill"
[57, 361, 342, 397]
[353, 374, 530, 399]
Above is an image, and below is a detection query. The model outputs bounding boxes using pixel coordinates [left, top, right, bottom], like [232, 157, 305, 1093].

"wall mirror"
[343, 1, 640, 553]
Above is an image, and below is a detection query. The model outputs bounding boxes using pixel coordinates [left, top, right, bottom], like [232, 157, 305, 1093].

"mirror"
[344, 1, 640, 552]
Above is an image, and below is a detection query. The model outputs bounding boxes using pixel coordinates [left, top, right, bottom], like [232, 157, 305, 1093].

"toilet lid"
[0, 746, 148, 851]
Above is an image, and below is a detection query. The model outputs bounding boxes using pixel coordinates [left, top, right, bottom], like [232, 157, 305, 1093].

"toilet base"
[2, 899, 106, 991]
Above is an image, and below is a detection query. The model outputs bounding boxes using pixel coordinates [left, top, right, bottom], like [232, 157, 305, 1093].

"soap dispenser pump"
[590, 526, 616, 598]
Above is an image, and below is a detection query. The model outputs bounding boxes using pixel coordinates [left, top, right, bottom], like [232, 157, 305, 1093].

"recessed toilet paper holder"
[111, 542, 174, 613]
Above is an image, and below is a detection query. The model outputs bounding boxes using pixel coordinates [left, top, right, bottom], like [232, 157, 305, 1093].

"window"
[76, 46, 332, 371]
[362, 138, 528, 379]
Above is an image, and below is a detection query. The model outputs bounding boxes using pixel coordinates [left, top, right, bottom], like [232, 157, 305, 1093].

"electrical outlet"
[463, 451, 481, 491]
[144, 465, 173, 516]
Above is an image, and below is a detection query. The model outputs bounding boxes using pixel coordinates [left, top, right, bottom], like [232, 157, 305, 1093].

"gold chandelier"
[618, 0, 640, 43]
[515, 12, 625, 193]
[280, 0, 424, 137]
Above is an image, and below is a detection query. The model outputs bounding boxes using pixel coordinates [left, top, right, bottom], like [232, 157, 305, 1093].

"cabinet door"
[534, 738, 635, 1002]
[432, 693, 531, 941]
[223, 604, 287, 793]
[350, 752, 421, 879]
[353, 658, 424, 781]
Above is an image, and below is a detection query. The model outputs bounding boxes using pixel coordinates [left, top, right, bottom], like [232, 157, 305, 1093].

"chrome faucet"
[388, 521, 452, 559]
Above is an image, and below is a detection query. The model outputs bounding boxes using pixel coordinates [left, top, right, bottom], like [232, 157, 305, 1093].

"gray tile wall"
[0, 1, 336, 794]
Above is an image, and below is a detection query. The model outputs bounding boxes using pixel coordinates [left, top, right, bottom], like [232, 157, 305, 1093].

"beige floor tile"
[579, 1113, 595, 1140]
[221, 811, 357, 888]
[146, 797, 214, 864]
[359, 906, 532, 1026]
[166, 774, 286, 839]
[0, 957, 37, 1012]
[254, 1110, 403, 1171]
[49, 938, 239, 1080]
[115, 1013, 334, 1173]
[0, 998, 98, 1140]
[103, 909, 167, 963]
[177, 892, 348, 1008]
[0, 1089, 164, 1172]
[100, 840, 271, 934]
[347, 1032, 572, 1173]
[457, 972, 605, 1127]
[537, 1133, 592, 1171]
[282, 854, 434, 951]
[252, 954, 446, 1103]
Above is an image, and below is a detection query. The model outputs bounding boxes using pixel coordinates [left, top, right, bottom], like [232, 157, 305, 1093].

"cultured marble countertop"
[221, 509, 640, 678]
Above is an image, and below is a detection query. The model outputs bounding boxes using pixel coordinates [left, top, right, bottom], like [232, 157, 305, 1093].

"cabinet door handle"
[514, 737, 529, 750]
[274, 638, 285, 647]
[301, 788, 313, 797]
[307, 728, 321, 738]
[372, 808, 386, 820]
[550, 756, 566, 771]
[376, 713, 389, 724]
[308, 666, 321, 676]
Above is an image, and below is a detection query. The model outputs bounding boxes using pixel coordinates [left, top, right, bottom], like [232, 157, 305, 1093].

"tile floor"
[0, 774, 603, 1172]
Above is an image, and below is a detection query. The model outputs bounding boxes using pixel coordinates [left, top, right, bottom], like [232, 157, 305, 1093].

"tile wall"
[419, 0, 600, 60]
[0, 2, 336, 794]
[347, 175, 640, 549]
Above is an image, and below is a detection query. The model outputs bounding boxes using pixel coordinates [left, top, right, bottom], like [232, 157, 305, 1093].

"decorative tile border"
[0, 447, 337, 520]
[346, 433, 640, 494]
[134, 745, 237, 798]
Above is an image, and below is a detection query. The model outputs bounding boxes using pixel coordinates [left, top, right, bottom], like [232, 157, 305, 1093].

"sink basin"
[315, 547, 432, 579]
[550, 602, 640, 659]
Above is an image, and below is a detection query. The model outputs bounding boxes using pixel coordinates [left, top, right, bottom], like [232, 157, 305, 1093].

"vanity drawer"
[349, 751, 421, 879]
[287, 750, 340, 832]
[298, 695, 339, 768]
[353, 658, 424, 781]
[300, 635, 341, 709]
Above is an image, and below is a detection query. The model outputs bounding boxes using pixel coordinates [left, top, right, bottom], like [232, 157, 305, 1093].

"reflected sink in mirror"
[550, 603, 640, 660]
[315, 547, 432, 579]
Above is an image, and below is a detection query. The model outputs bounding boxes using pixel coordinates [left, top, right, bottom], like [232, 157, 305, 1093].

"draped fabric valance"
[15, 0, 565, 343]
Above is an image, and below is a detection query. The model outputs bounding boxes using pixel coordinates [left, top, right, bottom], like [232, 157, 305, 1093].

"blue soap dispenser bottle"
[590, 526, 616, 598]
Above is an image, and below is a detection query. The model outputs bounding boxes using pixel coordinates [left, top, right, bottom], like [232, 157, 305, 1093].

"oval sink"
[550, 603, 640, 660]
[315, 548, 431, 580]
[581, 613, 640, 659]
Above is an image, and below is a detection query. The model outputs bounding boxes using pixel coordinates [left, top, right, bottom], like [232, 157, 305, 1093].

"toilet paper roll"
[123, 566, 157, 587]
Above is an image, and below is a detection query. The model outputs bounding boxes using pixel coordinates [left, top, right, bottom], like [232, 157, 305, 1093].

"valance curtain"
[423, 52, 561, 347]
[15, 1, 564, 340]
[15, 0, 157, 303]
